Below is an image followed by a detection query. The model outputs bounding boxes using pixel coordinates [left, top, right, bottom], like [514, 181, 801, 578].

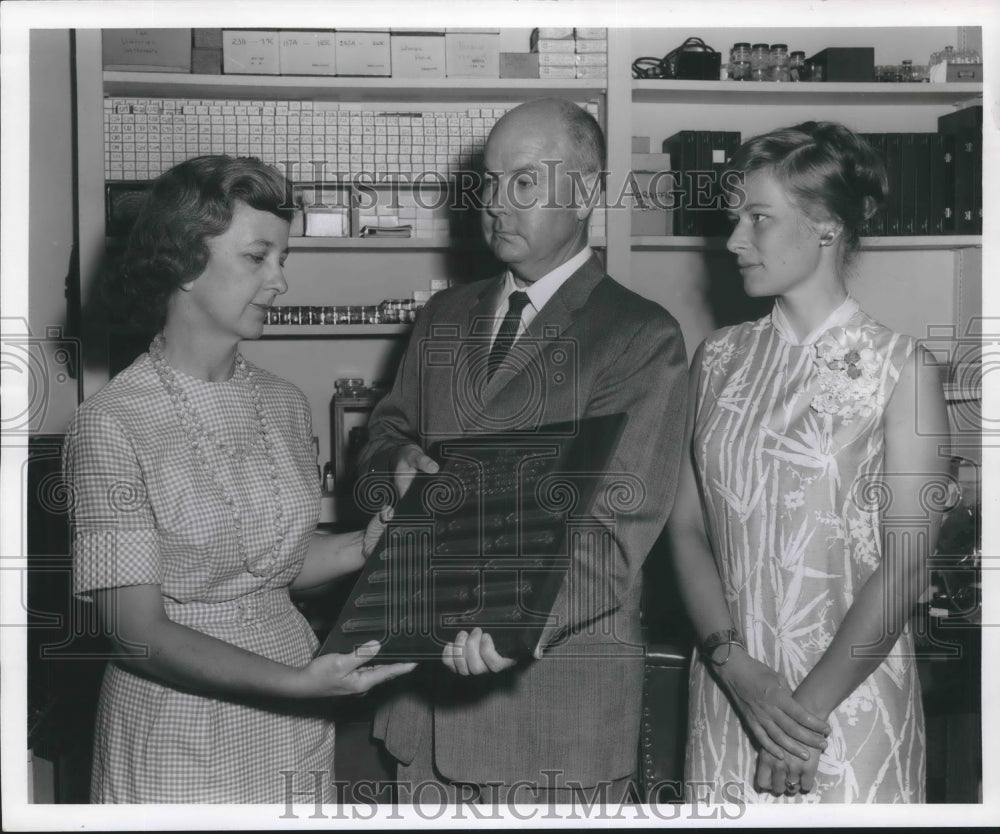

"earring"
[819, 231, 836, 247]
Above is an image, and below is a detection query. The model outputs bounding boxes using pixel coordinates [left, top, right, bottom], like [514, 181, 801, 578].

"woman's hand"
[715, 648, 830, 761]
[362, 505, 394, 558]
[292, 641, 416, 698]
[756, 743, 821, 797]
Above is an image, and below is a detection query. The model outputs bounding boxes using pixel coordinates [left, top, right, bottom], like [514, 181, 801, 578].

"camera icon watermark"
[417, 324, 580, 437]
[1, 318, 80, 435]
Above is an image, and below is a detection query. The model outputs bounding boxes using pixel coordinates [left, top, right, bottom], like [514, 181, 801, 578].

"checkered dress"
[65, 351, 334, 803]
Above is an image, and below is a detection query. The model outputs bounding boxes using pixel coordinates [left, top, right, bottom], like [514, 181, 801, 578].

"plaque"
[318, 413, 628, 662]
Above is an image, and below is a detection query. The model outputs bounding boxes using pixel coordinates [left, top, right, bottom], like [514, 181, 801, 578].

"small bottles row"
[264, 299, 425, 326]
[727, 43, 811, 82]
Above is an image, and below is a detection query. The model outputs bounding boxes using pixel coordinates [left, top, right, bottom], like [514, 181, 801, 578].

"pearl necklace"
[149, 334, 287, 578]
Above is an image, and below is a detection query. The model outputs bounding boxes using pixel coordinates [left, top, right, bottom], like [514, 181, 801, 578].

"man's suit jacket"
[358, 254, 688, 787]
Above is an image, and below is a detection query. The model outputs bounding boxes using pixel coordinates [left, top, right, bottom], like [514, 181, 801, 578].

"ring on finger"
[785, 779, 800, 791]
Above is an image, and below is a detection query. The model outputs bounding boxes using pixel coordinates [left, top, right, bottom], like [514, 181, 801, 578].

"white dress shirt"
[490, 247, 593, 346]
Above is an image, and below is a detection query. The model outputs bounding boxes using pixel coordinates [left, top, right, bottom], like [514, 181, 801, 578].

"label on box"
[575, 38, 608, 54]
[279, 31, 337, 75]
[103, 29, 193, 72]
[445, 33, 500, 78]
[391, 34, 446, 78]
[575, 52, 608, 66]
[336, 31, 391, 76]
[538, 65, 576, 79]
[223, 30, 280, 75]
[575, 65, 607, 80]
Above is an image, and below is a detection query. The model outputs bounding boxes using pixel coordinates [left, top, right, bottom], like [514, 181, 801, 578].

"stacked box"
[445, 30, 500, 78]
[391, 32, 446, 78]
[223, 30, 280, 75]
[279, 31, 337, 76]
[335, 31, 391, 76]
[530, 27, 607, 79]
[103, 28, 192, 72]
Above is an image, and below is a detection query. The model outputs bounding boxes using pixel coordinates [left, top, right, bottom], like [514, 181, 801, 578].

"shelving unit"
[73, 27, 983, 516]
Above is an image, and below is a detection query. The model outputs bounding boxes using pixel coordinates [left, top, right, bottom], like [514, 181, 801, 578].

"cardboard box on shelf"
[533, 38, 576, 53]
[191, 47, 222, 74]
[103, 29, 192, 72]
[193, 29, 224, 49]
[538, 65, 576, 79]
[223, 30, 280, 75]
[500, 52, 539, 78]
[335, 30, 391, 76]
[445, 32, 500, 78]
[279, 31, 337, 76]
[391, 33, 446, 78]
[806, 47, 874, 82]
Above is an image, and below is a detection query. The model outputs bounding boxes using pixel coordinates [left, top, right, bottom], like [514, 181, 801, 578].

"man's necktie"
[486, 290, 531, 380]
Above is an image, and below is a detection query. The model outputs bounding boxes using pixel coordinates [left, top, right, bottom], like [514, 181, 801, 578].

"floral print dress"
[685, 297, 926, 803]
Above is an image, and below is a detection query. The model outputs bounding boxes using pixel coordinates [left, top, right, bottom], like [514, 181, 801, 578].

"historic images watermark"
[277, 770, 747, 820]
[271, 160, 746, 215]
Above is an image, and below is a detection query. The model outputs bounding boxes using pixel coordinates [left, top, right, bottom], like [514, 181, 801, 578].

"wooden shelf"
[631, 235, 982, 252]
[632, 80, 983, 106]
[103, 72, 606, 102]
[289, 236, 607, 250]
[290, 236, 469, 250]
[261, 324, 412, 337]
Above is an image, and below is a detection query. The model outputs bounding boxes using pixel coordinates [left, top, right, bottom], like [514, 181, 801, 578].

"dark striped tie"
[486, 290, 531, 380]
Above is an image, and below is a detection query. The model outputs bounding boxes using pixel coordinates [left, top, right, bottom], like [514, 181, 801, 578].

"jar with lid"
[769, 44, 790, 82]
[729, 42, 751, 81]
[788, 51, 806, 81]
[750, 43, 770, 81]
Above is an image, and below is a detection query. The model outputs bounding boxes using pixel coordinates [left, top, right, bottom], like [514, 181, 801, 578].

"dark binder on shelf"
[662, 130, 699, 236]
[938, 104, 984, 133]
[938, 106, 982, 236]
[860, 133, 886, 237]
[930, 133, 955, 235]
[951, 129, 977, 235]
[912, 133, 932, 236]
[883, 133, 902, 237]
[898, 133, 917, 236]
[701, 131, 741, 237]
[318, 413, 629, 663]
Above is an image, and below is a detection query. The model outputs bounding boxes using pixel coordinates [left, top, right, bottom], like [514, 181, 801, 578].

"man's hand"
[442, 628, 517, 675]
[394, 443, 439, 498]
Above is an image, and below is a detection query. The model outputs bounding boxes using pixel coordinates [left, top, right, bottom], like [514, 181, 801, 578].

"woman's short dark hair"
[727, 121, 888, 261]
[115, 156, 293, 332]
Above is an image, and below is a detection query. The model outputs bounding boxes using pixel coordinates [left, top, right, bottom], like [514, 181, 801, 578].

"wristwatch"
[701, 628, 746, 666]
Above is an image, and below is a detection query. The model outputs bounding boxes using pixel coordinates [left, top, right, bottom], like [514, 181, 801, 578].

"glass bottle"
[729, 42, 751, 81]
[769, 43, 790, 82]
[901, 59, 915, 82]
[750, 43, 770, 81]
[789, 51, 805, 81]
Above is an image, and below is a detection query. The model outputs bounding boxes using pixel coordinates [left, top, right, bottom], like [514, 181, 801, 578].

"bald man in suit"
[358, 99, 688, 803]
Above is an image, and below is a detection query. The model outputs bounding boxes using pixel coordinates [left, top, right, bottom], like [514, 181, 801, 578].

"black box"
[807, 47, 874, 82]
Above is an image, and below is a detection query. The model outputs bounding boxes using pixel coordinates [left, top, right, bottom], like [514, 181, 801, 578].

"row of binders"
[860, 105, 983, 236]
[649, 105, 982, 238]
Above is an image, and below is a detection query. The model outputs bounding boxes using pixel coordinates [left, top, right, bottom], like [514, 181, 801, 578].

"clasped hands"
[716, 649, 830, 797]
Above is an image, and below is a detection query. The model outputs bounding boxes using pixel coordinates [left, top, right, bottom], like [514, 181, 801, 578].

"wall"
[28, 29, 79, 435]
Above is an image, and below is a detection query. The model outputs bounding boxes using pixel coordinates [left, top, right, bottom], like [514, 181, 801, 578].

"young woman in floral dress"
[668, 122, 951, 803]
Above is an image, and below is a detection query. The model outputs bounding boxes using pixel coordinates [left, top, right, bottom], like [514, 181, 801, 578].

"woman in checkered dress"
[65, 156, 415, 803]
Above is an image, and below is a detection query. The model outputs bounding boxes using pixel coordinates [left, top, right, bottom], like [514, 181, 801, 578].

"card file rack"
[102, 96, 606, 240]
